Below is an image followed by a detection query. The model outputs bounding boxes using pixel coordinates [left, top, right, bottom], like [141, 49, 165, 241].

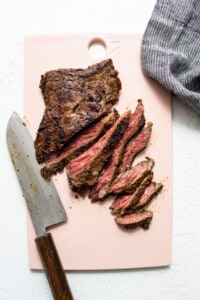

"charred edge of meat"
[39, 59, 121, 106]
[89, 100, 145, 202]
[67, 112, 130, 192]
[41, 159, 67, 180]
[110, 172, 153, 215]
[115, 210, 153, 230]
[131, 182, 163, 212]
[40, 59, 119, 87]
[40, 109, 119, 180]
[109, 157, 155, 195]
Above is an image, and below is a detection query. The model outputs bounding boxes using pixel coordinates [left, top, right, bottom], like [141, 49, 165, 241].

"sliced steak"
[110, 172, 153, 215]
[118, 122, 152, 173]
[67, 110, 131, 192]
[109, 157, 154, 195]
[89, 100, 145, 201]
[34, 59, 121, 163]
[40, 109, 119, 180]
[132, 181, 163, 211]
[115, 210, 153, 229]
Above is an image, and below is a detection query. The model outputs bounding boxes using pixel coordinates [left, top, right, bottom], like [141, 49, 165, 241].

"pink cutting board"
[24, 34, 172, 270]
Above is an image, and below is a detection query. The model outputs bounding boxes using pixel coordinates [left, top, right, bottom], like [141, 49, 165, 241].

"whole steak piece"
[34, 59, 121, 164]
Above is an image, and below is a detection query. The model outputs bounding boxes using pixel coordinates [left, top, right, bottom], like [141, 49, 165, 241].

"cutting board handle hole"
[88, 39, 106, 59]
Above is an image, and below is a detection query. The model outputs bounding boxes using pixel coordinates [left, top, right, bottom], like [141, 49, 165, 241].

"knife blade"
[6, 112, 73, 300]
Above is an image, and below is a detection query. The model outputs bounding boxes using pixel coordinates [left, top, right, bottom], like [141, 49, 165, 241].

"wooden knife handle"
[35, 232, 73, 300]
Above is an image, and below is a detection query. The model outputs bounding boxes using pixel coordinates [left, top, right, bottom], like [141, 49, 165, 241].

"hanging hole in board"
[88, 39, 106, 59]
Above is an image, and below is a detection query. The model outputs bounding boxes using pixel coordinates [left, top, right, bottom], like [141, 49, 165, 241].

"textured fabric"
[141, 0, 200, 114]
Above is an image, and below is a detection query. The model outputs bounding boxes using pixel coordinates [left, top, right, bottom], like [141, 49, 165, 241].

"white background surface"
[0, 1, 200, 299]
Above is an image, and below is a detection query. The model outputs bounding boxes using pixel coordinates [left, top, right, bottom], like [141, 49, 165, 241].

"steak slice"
[109, 157, 154, 195]
[118, 122, 152, 173]
[115, 210, 153, 230]
[67, 110, 131, 192]
[89, 100, 145, 201]
[110, 172, 153, 215]
[132, 181, 163, 211]
[34, 59, 121, 163]
[40, 109, 119, 180]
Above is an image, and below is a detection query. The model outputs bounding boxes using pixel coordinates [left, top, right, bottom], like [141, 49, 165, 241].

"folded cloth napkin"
[141, 0, 200, 114]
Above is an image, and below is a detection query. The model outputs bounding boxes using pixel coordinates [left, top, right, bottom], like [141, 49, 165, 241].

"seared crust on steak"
[40, 109, 119, 180]
[67, 110, 131, 192]
[34, 59, 121, 163]
[115, 210, 153, 229]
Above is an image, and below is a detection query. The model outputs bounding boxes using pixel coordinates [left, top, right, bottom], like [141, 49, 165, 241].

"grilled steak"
[115, 210, 153, 229]
[40, 109, 119, 180]
[89, 100, 145, 201]
[67, 111, 131, 192]
[34, 59, 121, 163]
[110, 172, 153, 215]
[132, 181, 163, 211]
[109, 157, 155, 195]
[118, 123, 152, 173]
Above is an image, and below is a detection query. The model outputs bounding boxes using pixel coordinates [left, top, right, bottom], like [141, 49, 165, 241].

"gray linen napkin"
[141, 0, 200, 114]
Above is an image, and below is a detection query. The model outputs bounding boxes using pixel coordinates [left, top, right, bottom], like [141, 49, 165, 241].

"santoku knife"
[6, 112, 73, 300]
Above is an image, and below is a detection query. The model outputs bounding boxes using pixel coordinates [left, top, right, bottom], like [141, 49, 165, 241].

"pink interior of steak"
[110, 194, 132, 213]
[67, 110, 131, 177]
[115, 210, 153, 225]
[44, 111, 119, 168]
[67, 135, 107, 176]
[89, 160, 112, 199]
[133, 182, 163, 210]
[119, 123, 152, 173]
